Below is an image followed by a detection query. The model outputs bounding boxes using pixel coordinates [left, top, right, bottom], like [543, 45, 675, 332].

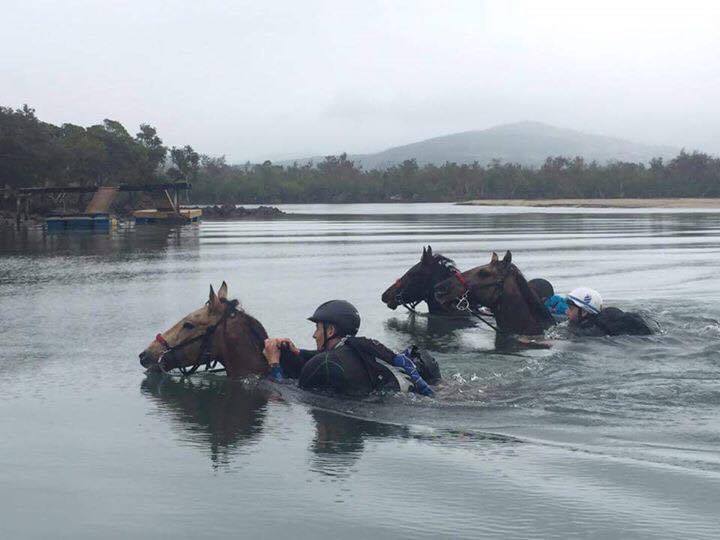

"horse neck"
[493, 277, 544, 335]
[215, 315, 269, 378]
[423, 263, 456, 313]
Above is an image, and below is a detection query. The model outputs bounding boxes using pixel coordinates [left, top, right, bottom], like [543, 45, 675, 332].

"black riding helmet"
[528, 278, 554, 301]
[308, 300, 361, 337]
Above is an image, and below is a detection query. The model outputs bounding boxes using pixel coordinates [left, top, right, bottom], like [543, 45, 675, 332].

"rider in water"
[528, 278, 568, 321]
[262, 300, 436, 396]
[566, 287, 653, 336]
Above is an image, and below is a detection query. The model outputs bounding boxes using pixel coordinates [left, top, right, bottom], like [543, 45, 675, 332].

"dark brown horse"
[434, 251, 555, 344]
[139, 282, 269, 379]
[381, 246, 468, 316]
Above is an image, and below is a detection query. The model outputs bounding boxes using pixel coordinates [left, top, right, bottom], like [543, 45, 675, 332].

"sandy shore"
[458, 198, 720, 208]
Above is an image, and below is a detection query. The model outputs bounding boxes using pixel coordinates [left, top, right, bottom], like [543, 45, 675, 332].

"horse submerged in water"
[139, 282, 269, 379]
[138, 283, 439, 396]
[381, 246, 469, 316]
[433, 251, 555, 348]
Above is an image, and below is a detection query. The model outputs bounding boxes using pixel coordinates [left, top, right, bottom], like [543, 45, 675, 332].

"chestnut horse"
[139, 282, 269, 379]
[434, 251, 555, 347]
[381, 246, 468, 316]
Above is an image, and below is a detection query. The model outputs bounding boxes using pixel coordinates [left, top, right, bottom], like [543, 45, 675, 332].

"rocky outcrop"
[197, 205, 286, 220]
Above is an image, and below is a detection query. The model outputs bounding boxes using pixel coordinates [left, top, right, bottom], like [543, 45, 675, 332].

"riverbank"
[458, 198, 720, 208]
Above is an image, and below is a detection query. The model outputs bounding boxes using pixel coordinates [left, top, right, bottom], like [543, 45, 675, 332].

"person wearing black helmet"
[528, 278, 568, 321]
[263, 300, 436, 396]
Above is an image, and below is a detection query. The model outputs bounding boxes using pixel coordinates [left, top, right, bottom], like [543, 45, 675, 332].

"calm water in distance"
[1, 203, 719, 539]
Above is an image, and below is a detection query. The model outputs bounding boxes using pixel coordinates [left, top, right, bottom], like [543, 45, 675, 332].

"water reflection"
[0, 223, 199, 258]
[384, 314, 477, 349]
[140, 374, 268, 468]
[308, 408, 408, 477]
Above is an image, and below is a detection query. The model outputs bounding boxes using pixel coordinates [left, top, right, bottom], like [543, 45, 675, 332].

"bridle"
[450, 268, 507, 333]
[392, 258, 457, 314]
[153, 298, 239, 376]
[393, 277, 422, 314]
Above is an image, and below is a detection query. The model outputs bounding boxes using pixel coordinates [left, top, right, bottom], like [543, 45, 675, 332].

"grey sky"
[3, 0, 719, 162]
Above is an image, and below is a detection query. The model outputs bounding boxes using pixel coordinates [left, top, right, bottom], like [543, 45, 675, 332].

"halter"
[153, 298, 239, 376]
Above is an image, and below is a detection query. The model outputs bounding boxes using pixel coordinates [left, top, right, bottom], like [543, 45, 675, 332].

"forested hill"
[1, 105, 719, 205]
[284, 122, 680, 169]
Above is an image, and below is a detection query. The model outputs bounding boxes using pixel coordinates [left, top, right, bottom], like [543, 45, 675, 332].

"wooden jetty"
[6, 182, 200, 229]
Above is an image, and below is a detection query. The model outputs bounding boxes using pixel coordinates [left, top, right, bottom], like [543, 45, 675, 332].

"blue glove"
[392, 354, 434, 396]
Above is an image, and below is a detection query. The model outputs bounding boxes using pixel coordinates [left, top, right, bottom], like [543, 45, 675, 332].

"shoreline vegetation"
[2, 106, 720, 213]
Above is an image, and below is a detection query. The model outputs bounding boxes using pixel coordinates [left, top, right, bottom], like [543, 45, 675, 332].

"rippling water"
[1, 203, 719, 539]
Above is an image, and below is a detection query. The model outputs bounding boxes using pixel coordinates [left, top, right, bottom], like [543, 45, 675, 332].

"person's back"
[566, 288, 653, 337]
[594, 307, 653, 336]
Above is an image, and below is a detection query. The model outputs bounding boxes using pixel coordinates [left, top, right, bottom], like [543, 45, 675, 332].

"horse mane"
[222, 299, 269, 353]
[431, 253, 458, 273]
[510, 264, 555, 330]
[242, 311, 269, 352]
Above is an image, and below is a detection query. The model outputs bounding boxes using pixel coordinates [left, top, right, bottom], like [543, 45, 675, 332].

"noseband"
[393, 278, 422, 313]
[393, 258, 458, 313]
[153, 299, 239, 376]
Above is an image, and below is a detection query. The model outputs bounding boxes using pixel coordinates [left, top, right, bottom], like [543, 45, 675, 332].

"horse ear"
[422, 246, 432, 264]
[502, 250, 512, 266]
[491, 252, 499, 263]
[208, 285, 218, 311]
[426, 245, 433, 257]
[218, 281, 228, 300]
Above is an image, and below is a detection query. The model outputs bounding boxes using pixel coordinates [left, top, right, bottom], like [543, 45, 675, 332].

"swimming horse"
[433, 251, 555, 348]
[139, 282, 269, 379]
[138, 283, 434, 394]
[381, 246, 470, 316]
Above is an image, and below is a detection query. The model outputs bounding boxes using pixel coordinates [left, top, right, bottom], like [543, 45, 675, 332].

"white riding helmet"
[567, 287, 603, 315]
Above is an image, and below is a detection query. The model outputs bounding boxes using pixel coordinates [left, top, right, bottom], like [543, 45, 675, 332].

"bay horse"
[433, 251, 555, 348]
[139, 282, 269, 379]
[381, 246, 469, 316]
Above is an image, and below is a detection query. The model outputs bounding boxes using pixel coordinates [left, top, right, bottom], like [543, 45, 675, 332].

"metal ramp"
[84, 186, 119, 213]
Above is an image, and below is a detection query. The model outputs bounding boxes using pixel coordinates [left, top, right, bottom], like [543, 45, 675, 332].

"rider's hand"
[263, 338, 281, 365]
[276, 338, 299, 355]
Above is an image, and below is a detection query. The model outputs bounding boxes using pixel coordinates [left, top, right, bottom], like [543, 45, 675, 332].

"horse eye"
[183, 321, 195, 330]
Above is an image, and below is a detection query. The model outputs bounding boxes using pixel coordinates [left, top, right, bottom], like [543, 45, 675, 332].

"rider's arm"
[393, 351, 434, 397]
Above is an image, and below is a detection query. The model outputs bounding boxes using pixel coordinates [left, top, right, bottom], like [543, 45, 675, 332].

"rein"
[154, 299, 239, 376]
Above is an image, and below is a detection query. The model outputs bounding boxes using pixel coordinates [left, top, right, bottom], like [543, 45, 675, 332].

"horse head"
[381, 246, 458, 312]
[434, 251, 554, 335]
[434, 251, 510, 310]
[139, 282, 232, 373]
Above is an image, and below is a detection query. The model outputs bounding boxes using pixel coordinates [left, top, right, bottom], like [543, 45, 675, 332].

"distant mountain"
[281, 122, 680, 169]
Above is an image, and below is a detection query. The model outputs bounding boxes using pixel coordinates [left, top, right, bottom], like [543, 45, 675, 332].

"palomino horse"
[381, 246, 469, 316]
[433, 251, 555, 347]
[139, 282, 269, 379]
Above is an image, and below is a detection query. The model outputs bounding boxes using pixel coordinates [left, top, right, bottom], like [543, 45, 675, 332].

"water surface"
[1, 203, 719, 539]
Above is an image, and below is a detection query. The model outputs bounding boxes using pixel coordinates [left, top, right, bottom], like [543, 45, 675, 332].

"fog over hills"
[280, 122, 681, 169]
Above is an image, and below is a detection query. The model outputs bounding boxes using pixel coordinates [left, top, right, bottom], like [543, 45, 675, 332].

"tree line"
[2, 105, 719, 204]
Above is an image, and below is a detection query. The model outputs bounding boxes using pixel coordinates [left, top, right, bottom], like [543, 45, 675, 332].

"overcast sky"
[3, 0, 719, 161]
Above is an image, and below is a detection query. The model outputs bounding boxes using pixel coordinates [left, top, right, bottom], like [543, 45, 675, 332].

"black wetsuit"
[569, 307, 653, 337]
[279, 337, 400, 396]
